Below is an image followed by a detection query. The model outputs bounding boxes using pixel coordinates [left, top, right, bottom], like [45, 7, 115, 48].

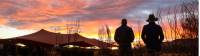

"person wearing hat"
[141, 14, 164, 56]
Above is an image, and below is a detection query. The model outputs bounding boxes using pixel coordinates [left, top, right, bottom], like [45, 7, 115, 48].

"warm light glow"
[111, 47, 118, 50]
[16, 43, 26, 47]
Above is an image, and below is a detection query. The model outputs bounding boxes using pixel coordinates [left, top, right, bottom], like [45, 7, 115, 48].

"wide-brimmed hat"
[146, 14, 158, 22]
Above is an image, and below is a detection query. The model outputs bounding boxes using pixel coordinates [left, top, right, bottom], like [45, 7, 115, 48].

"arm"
[159, 27, 164, 42]
[114, 29, 119, 43]
[130, 28, 134, 42]
[141, 26, 147, 43]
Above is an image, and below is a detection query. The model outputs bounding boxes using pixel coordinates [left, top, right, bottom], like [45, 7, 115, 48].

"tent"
[9, 29, 115, 48]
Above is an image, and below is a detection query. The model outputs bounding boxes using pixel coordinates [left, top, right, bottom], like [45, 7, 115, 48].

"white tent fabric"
[14, 29, 116, 48]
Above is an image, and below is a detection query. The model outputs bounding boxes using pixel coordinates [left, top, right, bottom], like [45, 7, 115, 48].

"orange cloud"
[0, 0, 185, 41]
[0, 17, 7, 25]
[7, 0, 88, 22]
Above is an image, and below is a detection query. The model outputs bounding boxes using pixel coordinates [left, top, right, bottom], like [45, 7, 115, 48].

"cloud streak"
[0, 0, 187, 39]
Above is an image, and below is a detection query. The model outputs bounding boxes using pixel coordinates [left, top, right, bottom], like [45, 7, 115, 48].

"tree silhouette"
[180, 0, 198, 39]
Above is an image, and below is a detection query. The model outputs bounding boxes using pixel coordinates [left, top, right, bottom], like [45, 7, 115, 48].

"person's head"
[121, 19, 127, 25]
[146, 14, 158, 22]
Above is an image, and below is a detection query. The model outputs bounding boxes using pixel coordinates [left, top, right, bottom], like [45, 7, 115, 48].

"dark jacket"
[114, 25, 134, 44]
[141, 22, 164, 50]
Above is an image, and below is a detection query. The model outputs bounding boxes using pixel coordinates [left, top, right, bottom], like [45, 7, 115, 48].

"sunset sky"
[0, 0, 194, 41]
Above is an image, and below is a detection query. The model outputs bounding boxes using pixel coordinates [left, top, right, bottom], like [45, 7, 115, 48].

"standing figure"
[114, 19, 134, 56]
[141, 14, 164, 55]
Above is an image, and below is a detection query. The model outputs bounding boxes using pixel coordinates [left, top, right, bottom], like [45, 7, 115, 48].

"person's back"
[141, 14, 164, 55]
[142, 22, 164, 51]
[114, 19, 134, 56]
[115, 25, 133, 44]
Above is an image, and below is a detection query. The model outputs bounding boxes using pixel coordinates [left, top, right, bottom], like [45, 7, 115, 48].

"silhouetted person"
[141, 14, 164, 56]
[114, 19, 134, 56]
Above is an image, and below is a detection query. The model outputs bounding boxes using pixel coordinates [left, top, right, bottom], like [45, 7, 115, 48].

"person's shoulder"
[126, 26, 133, 29]
[143, 24, 148, 28]
[116, 27, 120, 30]
[116, 26, 122, 30]
[155, 24, 162, 28]
[144, 24, 148, 26]
[155, 24, 161, 27]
